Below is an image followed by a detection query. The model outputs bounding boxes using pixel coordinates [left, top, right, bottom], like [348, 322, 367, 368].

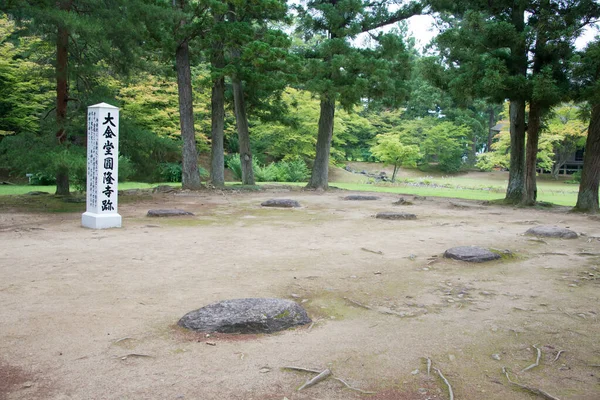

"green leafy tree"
[295, 0, 422, 190]
[431, 0, 599, 204]
[420, 121, 470, 172]
[542, 104, 587, 178]
[2, 0, 148, 194]
[0, 15, 52, 137]
[225, 0, 290, 185]
[370, 132, 420, 182]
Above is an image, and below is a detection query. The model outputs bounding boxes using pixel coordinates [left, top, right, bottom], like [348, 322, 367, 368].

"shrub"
[276, 158, 309, 182]
[118, 156, 135, 182]
[226, 155, 242, 181]
[254, 160, 278, 182]
[159, 162, 182, 182]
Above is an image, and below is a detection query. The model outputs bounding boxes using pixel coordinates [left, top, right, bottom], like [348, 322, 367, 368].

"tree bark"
[505, 99, 526, 203]
[175, 38, 201, 190]
[391, 164, 398, 183]
[574, 103, 600, 213]
[523, 101, 542, 205]
[504, 5, 527, 204]
[306, 96, 335, 190]
[487, 106, 495, 152]
[55, 1, 71, 196]
[209, 15, 225, 187]
[231, 50, 255, 185]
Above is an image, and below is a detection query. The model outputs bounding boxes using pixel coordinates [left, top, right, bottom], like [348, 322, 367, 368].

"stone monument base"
[82, 212, 122, 229]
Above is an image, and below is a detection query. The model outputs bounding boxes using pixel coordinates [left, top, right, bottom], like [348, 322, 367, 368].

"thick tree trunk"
[209, 18, 225, 187]
[306, 97, 335, 190]
[505, 99, 526, 203]
[505, 5, 527, 204]
[523, 101, 542, 205]
[231, 51, 254, 185]
[175, 38, 201, 190]
[574, 104, 600, 213]
[55, 7, 70, 196]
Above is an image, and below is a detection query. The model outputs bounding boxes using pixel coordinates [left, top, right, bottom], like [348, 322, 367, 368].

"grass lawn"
[0, 170, 582, 207]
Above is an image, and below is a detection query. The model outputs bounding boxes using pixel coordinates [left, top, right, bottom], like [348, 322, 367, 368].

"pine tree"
[574, 39, 600, 213]
[2, 0, 149, 194]
[296, 0, 422, 190]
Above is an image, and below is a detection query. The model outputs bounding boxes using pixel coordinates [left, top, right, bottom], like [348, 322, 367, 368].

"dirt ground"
[1, 187, 599, 400]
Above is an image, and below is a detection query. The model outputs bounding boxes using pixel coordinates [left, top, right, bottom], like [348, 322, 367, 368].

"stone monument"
[82, 103, 122, 229]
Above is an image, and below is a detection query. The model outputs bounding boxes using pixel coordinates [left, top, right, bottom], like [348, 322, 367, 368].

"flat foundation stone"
[376, 212, 417, 220]
[147, 209, 194, 217]
[343, 195, 380, 201]
[261, 199, 300, 208]
[178, 298, 311, 334]
[525, 226, 578, 239]
[444, 246, 501, 263]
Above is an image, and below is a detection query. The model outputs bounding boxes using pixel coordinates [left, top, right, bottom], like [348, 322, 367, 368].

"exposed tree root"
[552, 350, 564, 363]
[361, 247, 383, 255]
[522, 344, 542, 372]
[433, 367, 454, 400]
[283, 366, 376, 394]
[297, 368, 331, 390]
[343, 297, 372, 310]
[502, 367, 561, 400]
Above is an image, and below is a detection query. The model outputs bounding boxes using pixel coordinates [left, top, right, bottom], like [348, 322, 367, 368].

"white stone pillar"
[82, 102, 122, 229]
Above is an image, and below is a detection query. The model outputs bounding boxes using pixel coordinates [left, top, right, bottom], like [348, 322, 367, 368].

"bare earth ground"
[1, 188, 599, 400]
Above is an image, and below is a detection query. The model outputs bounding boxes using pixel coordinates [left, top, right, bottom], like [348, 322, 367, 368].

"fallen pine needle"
[298, 369, 332, 390]
[502, 367, 560, 400]
[434, 367, 454, 400]
[522, 345, 542, 372]
[553, 350, 564, 363]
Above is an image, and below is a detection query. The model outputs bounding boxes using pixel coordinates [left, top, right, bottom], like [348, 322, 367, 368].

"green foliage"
[371, 132, 420, 180]
[0, 131, 86, 182]
[275, 157, 310, 182]
[253, 160, 279, 182]
[226, 155, 243, 181]
[420, 122, 470, 172]
[0, 16, 53, 136]
[227, 153, 309, 182]
[158, 162, 183, 183]
[119, 118, 181, 182]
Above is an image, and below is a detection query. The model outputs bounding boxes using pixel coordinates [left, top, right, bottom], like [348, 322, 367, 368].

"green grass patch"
[0, 194, 86, 213]
[0, 182, 180, 196]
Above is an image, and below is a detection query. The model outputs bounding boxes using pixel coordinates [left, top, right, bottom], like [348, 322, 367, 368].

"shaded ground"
[1, 188, 599, 399]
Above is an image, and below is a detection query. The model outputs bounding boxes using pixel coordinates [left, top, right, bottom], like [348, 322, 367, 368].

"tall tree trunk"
[523, 101, 542, 205]
[487, 107, 495, 152]
[505, 5, 527, 204]
[55, 2, 71, 196]
[391, 164, 398, 183]
[505, 99, 526, 203]
[209, 16, 225, 187]
[175, 38, 201, 190]
[231, 51, 254, 185]
[574, 103, 600, 213]
[469, 134, 477, 164]
[306, 96, 335, 190]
